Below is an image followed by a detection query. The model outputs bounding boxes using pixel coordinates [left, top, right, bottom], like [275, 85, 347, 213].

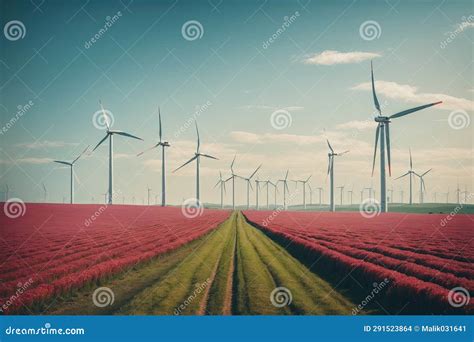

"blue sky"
[0, 0, 472, 205]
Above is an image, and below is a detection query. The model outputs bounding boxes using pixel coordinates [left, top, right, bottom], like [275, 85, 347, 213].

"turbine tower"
[348, 186, 353, 205]
[395, 149, 418, 205]
[327, 140, 348, 212]
[147, 187, 152, 205]
[369, 61, 442, 213]
[225, 156, 238, 210]
[93, 101, 143, 204]
[316, 187, 324, 206]
[277, 170, 290, 210]
[265, 180, 278, 209]
[255, 179, 264, 210]
[53, 145, 89, 204]
[173, 122, 218, 204]
[416, 169, 432, 204]
[238, 165, 262, 209]
[137, 107, 170, 206]
[336, 185, 345, 205]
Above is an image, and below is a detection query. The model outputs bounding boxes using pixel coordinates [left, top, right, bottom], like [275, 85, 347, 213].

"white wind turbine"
[225, 156, 238, 210]
[214, 171, 227, 209]
[336, 185, 345, 206]
[277, 170, 290, 210]
[395, 149, 418, 205]
[292, 175, 312, 209]
[255, 179, 264, 210]
[93, 101, 143, 204]
[264, 180, 278, 209]
[416, 169, 432, 204]
[53, 145, 89, 204]
[173, 122, 218, 204]
[137, 107, 170, 206]
[369, 61, 442, 213]
[327, 140, 348, 212]
[316, 187, 324, 206]
[42, 183, 47, 202]
[238, 165, 262, 209]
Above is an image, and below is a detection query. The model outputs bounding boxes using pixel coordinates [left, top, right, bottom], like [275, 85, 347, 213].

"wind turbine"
[456, 182, 461, 204]
[308, 183, 313, 206]
[292, 175, 312, 209]
[265, 180, 278, 209]
[327, 140, 348, 212]
[316, 187, 324, 206]
[53, 145, 89, 204]
[369, 61, 442, 213]
[214, 171, 227, 209]
[461, 186, 469, 203]
[277, 170, 290, 210]
[395, 149, 418, 205]
[238, 165, 262, 209]
[336, 185, 345, 205]
[416, 169, 432, 204]
[42, 183, 47, 202]
[225, 156, 238, 210]
[173, 122, 218, 204]
[348, 186, 354, 205]
[93, 101, 143, 204]
[147, 186, 152, 205]
[255, 179, 264, 210]
[137, 107, 170, 206]
[388, 187, 394, 203]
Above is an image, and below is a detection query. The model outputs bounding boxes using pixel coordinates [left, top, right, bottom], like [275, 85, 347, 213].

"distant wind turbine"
[292, 175, 312, 209]
[416, 169, 432, 204]
[369, 61, 442, 213]
[255, 179, 264, 210]
[327, 140, 348, 212]
[42, 183, 47, 202]
[225, 156, 238, 210]
[53, 145, 89, 204]
[316, 187, 324, 206]
[277, 170, 290, 210]
[137, 107, 170, 206]
[147, 186, 152, 205]
[93, 100, 143, 204]
[394, 149, 418, 205]
[337, 185, 345, 205]
[173, 122, 218, 204]
[238, 165, 262, 209]
[214, 171, 227, 209]
[264, 180, 278, 209]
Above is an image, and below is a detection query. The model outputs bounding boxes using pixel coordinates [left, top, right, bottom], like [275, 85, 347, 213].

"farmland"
[244, 210, 474, 314]
[0, 203, 230, 313]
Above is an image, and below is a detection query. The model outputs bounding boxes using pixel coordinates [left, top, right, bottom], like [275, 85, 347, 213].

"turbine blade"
[422, 168, 432, 177]
[409, 148, 413, 170]
[394, 172, 410, 180]
[173, 155, 197, 172]
[53, 160, 72, 166]
[92, 134, 109, 151]
[230, 155, 236, 172]
[249, 164, 262, 179]
[371, 61, 381, 115]
[372, 124, 380, 176]
[72, 145, 90, 164]
[385, 123, 391, 176]
[284, 170, 289, 181]
[112, 131, 143, 141]
[389, 101, 443, 119]
[306, 174, 312, 182]
[249, 180, 254, 191]
[200, 153, 218, 160]
[195, 121, 200, 153]
[137, 143, 160, 157]
[327, 155, 331, 175]
[338, 150, 350, 155]
[326, 139, 334, 153]
[158, 107, 162, 142]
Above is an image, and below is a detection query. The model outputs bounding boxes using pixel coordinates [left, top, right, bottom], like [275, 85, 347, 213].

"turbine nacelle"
[374, 116, 390, 123]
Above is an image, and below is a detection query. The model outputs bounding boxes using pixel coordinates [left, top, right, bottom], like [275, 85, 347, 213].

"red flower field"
[0, 203, 230, 313]
[243, 210, 474, 314]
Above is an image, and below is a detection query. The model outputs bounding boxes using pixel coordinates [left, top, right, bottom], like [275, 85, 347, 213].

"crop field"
[0, 203, 230, 313]
[243, 210, 474, 314]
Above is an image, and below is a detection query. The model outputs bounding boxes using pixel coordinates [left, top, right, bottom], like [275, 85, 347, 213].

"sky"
[0, 0, 472, 206]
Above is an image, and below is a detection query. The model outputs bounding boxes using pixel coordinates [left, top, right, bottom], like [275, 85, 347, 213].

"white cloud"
[352, 80, 474, 112]
[16, 140, 78, 149]
[303, 50, 381, 65]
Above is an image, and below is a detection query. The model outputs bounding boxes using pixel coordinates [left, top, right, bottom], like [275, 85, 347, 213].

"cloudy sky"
[0, 0, 472, 206]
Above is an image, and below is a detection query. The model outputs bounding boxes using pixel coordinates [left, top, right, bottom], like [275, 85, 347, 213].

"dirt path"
[45, 212, 355, 315]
